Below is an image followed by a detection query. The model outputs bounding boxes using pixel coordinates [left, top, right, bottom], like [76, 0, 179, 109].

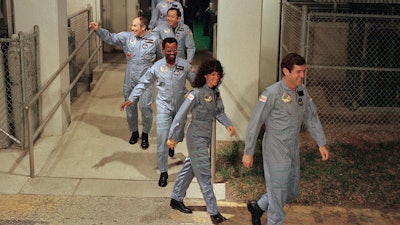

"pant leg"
[139, 83, 154, 133]
[126, 102, 139, 132]
[171, 156, 194, 201]
[287, 150, 300, 202]
[265, 158, 291, 225]
[156, 113, 172, 173]
[187, 136, 218, 215]
[257, 192, 269, 211]
[124, 84, 138, 133]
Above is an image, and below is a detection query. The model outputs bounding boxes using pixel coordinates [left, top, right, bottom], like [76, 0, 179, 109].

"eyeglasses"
[165, 49, 177, 53]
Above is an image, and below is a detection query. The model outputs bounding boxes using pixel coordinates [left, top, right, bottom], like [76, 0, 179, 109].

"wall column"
[14, 0, 70, 136]
[217, 0, 262, 140]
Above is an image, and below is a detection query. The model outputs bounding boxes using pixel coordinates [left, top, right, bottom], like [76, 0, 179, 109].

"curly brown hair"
[192, 59, 224, 88]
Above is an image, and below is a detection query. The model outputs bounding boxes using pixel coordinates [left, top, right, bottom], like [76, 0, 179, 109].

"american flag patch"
[259, 95, 267, 102]
[187, 93, 194, 101]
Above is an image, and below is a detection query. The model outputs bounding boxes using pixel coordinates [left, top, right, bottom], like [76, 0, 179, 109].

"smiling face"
[130, 18, 146, 37]
[166, 9, 180, 28]
[163, 42, 177, 65]
[283, 64, 306, 90]
[205, 71, 221, 88]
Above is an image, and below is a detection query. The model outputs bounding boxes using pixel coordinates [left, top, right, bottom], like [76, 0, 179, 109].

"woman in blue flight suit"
[167, 59, 235, 224]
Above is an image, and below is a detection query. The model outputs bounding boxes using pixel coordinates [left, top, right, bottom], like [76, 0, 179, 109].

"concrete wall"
[216, 0, 281, 140]
[67, 0, 138, 26]
[13, 0, 134, 137]
[67, 0, 101, 20]
[260, 0, 281, 92]
[14, 0, 70, 136]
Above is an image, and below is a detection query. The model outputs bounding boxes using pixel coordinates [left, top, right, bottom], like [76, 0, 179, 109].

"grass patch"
[216, 139, 400, 211]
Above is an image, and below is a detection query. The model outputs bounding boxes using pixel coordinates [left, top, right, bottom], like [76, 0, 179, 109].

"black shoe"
[141, 132, 149, 149]
[247, 200, 264, 225]
[158, 172, 168, 187]
[170, 199, 192, 214]
[129, 131, 139, 144]
[169, 148, 174, 158]
[210, 213, 227, 224]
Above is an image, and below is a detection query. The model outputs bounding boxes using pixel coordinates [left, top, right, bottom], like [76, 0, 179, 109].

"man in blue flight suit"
[153, 7, 195, 64]
[242, 53, 330, 225]
[89, 17, 163, 149]
[120, 37, 195, 187]
[150, 0, 184, 30]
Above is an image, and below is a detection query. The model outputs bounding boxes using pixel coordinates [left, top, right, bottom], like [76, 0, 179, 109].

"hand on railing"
[89, 22, 99, 32]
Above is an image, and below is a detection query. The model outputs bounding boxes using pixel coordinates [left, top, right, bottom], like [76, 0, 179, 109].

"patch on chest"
[281, 92, 292, 104]
[204, 94, 212, 103]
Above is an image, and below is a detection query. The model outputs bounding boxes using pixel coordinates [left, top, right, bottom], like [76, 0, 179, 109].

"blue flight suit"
[169, 85, 233, 215]
[127, 57, 195, 174]
[96, 28, 163, 134]
[149, 0, 184, 30]
[151, 0, 164, 12]
[243, 79, 326, 225]
[153, 22, 196, 63]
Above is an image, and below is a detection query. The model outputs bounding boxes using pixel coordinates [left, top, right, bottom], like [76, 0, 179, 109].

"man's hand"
[167, 139, 177, 150]
[226, 126, 235, 137]
[89, 22, 99, 32]
[319, 145, 330, 161]
[120, 100, 133, 111]
[242, 153, 254, 168]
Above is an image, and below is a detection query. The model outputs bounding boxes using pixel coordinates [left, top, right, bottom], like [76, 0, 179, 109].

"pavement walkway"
[0, 51, 399, 225]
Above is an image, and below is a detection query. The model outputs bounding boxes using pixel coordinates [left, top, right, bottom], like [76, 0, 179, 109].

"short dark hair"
[192, 59, 224, 88]
[138, 16, 148, 29]
[280, 53, 306, 74]
[167, 7, 181, 18]
[162, 37, 178, 49]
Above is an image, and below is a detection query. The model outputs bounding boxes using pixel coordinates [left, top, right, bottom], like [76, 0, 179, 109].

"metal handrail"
[25, 28, 102, 178]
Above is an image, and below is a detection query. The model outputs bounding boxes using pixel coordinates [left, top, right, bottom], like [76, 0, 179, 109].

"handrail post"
[96, 33, 103, 70]
[26, 107, 35, 178]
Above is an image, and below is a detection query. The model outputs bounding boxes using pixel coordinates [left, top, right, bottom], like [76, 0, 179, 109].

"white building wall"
[260, 0, 281, 91]
[67, 0, 100, 20]
[216, 0, 281, 140]
[14, 0, 70, 136]
[12, 0, 132, 137]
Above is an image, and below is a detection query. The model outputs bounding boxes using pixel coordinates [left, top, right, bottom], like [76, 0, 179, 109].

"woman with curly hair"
[167, 59, 235, 224]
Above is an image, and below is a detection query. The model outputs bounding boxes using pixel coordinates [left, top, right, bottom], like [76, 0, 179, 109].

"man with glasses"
[120, 37, 195, 187]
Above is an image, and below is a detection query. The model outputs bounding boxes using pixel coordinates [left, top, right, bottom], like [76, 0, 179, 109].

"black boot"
[129, 131, 139, 144]
[141, 132, 149, 149]
[247, 200, 264, 225]
[168, 148, 174, 158]
[158, 172, 168, 187]
[210, 213, 227, 224]
[170, 199, 192, 213]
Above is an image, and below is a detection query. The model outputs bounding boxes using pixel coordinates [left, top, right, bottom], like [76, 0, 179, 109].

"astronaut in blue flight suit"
[167, 59, 235, 224]
[149, 0, 184, 30]
[153, 7, 195, 64]
[242, 53, 330, 225]
[120, 37, 195, 187]
[89, 17, 163, 149]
